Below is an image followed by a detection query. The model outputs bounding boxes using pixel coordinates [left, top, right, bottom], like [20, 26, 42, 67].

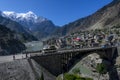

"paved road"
[58, 47, 102, 53]
[0, 47, 115, 63]
[0, 52, 44, 63]
[30, 47, 115, 57]
[0, 54, 30, 63]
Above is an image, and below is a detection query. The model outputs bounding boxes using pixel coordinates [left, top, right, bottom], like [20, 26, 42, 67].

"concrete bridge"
[30, 47, 118, 76]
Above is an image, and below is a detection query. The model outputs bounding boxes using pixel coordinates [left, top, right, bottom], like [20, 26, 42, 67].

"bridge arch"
[61, 47, 118, 73]
[31, 47, 118, 76]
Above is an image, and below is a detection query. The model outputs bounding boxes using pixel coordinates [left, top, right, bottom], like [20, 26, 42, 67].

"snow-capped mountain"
[1, 11, 58, 39]
[2, 11, 47, 23]
[0, 12, 38, 42]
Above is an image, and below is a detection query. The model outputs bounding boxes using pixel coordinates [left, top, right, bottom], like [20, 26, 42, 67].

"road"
[0, 46, 115, 63]
[0, 54, 30, 63]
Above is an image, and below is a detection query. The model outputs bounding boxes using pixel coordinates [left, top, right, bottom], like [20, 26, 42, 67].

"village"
[43, 26, 120, 50]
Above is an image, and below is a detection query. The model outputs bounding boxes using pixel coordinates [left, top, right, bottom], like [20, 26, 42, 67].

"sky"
[0, 0, 112, 26]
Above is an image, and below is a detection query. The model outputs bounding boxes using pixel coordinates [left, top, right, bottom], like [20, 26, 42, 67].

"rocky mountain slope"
[54, 0, 120, 36]
[0, 12, 37, 42]
[2, 11, 58, 39]
[0, 25, 26, 55]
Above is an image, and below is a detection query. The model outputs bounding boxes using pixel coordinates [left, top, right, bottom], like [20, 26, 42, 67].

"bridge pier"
[117, 47, 120, 56]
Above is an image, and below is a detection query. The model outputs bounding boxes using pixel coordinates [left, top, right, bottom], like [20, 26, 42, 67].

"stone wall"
[0, 59, 35, 80]
[0, 59, 56, 80]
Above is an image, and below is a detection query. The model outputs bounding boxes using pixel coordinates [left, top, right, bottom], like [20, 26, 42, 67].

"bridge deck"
[30, 47, 116, 57]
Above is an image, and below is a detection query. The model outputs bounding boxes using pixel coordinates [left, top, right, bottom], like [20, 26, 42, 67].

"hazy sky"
[0, 0, 112, 26]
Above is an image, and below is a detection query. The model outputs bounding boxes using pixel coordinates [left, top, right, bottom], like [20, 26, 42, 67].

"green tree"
[96, 63, 107, 80]
[39, 72, 44, 80]
[72, 68, 81, 74]
[96, 63, 107, 74]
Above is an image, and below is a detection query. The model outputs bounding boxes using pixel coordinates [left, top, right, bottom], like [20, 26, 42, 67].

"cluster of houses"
[43, 27, 120, 49]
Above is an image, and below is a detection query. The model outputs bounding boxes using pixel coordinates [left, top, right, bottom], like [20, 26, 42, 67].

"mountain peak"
[3, 11, 16, 15]
[18, 11, 38, 20]
[27, 11, 34, 14]
[2, 11, 47, 23]
[3, 11, 36, 17]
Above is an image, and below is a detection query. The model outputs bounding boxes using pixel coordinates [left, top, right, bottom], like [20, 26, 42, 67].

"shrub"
[64, 73, 77, 80]
[63, 73, 93, 80]
[96, 63, 107, 74]
[72, 68, 80, 74]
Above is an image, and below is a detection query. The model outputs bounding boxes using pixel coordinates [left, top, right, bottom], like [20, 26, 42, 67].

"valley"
[0, 0, 120, 80]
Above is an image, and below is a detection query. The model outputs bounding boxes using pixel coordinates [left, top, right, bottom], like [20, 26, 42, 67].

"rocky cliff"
[0, 25, 26, 55]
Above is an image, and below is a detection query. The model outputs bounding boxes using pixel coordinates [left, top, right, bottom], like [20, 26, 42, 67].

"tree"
[38, 72, 44, 80]
[96, 63, 107, 80]
[96, 63, 107, 74]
